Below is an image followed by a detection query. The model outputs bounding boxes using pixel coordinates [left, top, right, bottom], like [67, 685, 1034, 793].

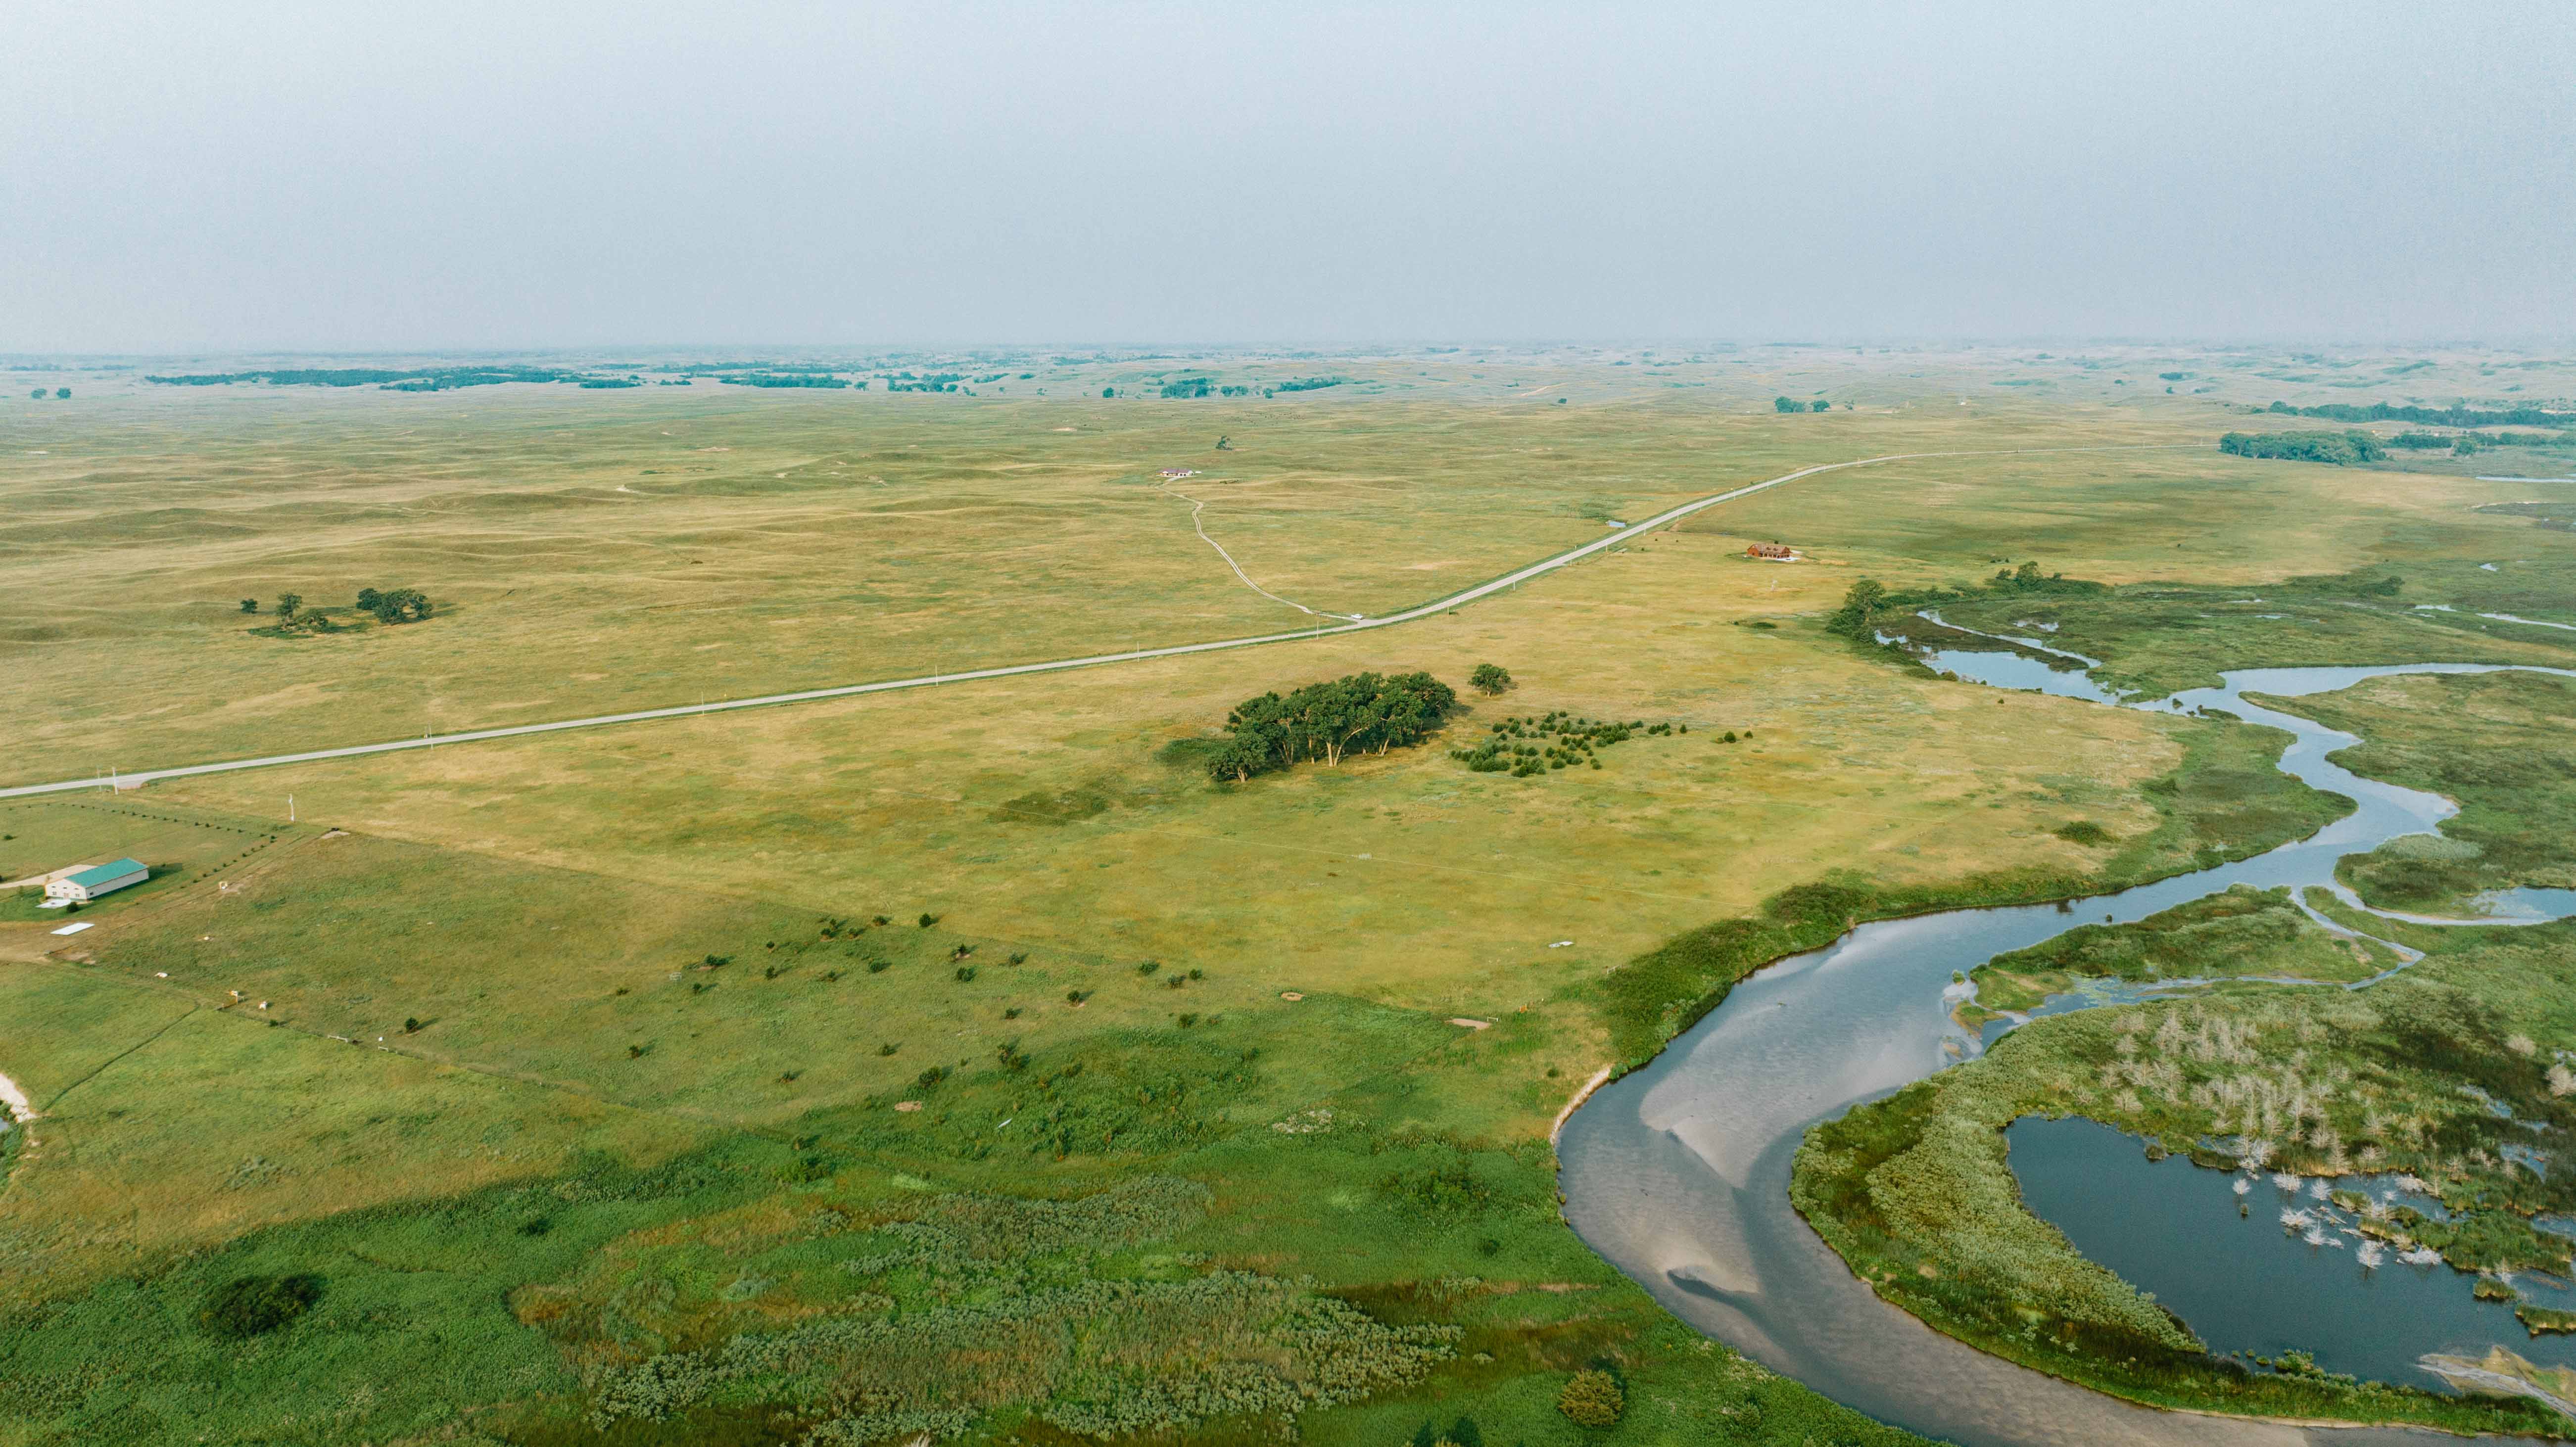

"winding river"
[1558, 655, 2576, 1447]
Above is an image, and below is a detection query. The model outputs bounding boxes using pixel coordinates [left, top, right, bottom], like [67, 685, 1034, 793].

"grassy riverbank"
[0, 691, 2332, 1443]
[2272, 669, 2576, 916]
[1803, 916, 2576, 1421]
[1955, 885, 2398, 1027]
[1796, 803, 2576, 1433]
[0, 846, 1940, 1446]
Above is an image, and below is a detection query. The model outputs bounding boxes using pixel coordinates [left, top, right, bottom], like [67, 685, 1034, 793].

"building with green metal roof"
[44, 858, 147, 903]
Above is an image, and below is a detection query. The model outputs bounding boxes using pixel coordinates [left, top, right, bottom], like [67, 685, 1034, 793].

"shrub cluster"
[1450, 711, 1677, 777]
[196, 1274, 324, 1339]
[1557, 1369, 1625, 1427]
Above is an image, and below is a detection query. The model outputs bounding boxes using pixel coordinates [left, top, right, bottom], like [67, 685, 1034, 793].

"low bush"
[198, 1273, 323, 1338]
[1556, 1369, 1624, 1427]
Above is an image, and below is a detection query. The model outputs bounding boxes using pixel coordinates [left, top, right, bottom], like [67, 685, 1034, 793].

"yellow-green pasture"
[0, 375, 2222, 783]
[150, 523, 2200, 1019]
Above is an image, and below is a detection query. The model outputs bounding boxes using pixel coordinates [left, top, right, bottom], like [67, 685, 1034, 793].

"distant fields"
[0, 372, 2215, 782]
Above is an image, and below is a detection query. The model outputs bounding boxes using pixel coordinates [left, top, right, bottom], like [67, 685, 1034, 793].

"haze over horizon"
[8, 0, 2572, 354]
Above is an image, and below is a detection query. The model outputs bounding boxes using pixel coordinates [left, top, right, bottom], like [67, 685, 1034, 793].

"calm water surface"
[2010, 1116, 2576, 1387]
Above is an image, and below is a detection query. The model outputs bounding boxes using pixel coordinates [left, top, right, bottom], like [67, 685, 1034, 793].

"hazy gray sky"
[7, 1, 2571, 352]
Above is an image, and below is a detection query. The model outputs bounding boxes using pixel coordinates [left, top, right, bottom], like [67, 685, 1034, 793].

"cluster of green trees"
[1450, 711, 1679, 778]
[27, 387, 69, 399]
[1469, 662, 1511, 695]
[2268, 399, 2572, 429]
[354, 587, 432, 623]
[1828, 563, 2104, 640]
[2218, 429, 2387, 465]
[1207, 672, 1458, 782]
[884, 373, 965, 392]
[719, 373, 850, 389]
[242, 587, 432, 631]
[1773, 396, 1833, 413]
[1272, 376, 1344, 393]
[255, 592, 334, 633]
[1151, 378, 1260, 398]
[1986, 560, 2106, 596]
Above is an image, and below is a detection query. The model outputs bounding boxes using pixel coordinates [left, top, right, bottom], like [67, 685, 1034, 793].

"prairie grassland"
[0, 960, 693, 1310]
[146, 524, 2208, 1018]
[11, 352, 2571, 1444]
[0, 378, 2141, 780]
[11, 367, 2561, 785]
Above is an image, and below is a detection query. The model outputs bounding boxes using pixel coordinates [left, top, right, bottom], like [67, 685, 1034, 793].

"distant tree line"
[2219, 430, 2387, 466]
[1271, 376, 1345, 393]
[1773, 396, 1833, 413]
[1207, 671, 1458, 782]
[2267, 400, 2572, 430]
[2390, 430, 2570, 453]
[1143, 378, 1268, 399]
[882, 373, 965, 392]
[720, 373, 851, 389]
[148, 366, 584, 391]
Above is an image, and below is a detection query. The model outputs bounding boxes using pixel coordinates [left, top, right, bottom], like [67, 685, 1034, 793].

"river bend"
[1559, 661, 2576, 1447]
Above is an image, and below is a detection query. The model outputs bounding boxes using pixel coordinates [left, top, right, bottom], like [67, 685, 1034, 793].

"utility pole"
[288, 795, 295, 824]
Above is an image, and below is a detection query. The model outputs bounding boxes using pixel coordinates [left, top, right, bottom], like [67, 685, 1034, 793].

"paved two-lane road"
[0, 445, 2181, 800]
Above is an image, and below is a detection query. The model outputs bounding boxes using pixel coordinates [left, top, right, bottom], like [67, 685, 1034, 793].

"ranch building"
[45, 858, 147, 903]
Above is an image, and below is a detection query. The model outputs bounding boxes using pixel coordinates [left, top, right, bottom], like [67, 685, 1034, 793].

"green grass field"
[7, 348, 2576, 1445]
[0, 798, 282, 924]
